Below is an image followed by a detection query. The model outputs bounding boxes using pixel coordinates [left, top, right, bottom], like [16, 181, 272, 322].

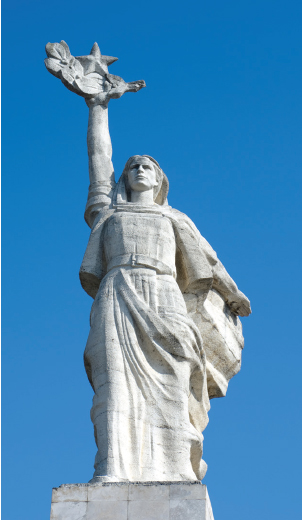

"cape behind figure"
[80, 172, 244, 406]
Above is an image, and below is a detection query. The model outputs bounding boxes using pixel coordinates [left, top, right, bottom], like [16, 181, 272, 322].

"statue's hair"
[122, 155, 164, 201]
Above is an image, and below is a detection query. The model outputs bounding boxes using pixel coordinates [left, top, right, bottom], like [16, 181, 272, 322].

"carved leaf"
[44, 57, 63, 76]
[59, 40, 71, 59]
[72, 58, 83, 76]
[85, 72, 107, 87]
[74, 76, 102, 95]
[45, 42, 68, 62]
[61, 68, 77, 84]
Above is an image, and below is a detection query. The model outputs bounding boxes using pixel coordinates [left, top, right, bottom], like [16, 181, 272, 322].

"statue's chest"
[104, 211, 176, 265]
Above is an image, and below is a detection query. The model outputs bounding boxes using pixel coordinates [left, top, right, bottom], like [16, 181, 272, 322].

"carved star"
[76, 42, 118, 76]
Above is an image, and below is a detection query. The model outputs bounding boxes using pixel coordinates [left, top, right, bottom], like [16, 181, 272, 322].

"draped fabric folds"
[80, 192, 244, 481]
[84, 266, 209, 481]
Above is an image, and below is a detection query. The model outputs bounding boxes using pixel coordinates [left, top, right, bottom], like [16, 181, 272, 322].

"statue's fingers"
[126, 80, 146, 92]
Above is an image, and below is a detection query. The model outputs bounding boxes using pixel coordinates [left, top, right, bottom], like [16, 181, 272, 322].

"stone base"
[50, 481, 214, 520]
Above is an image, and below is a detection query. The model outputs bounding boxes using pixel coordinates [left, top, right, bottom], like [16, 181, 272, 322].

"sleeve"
[169, 210, 215, 293]
[169, 210, 245, 400]
[79, 209, 114, 298]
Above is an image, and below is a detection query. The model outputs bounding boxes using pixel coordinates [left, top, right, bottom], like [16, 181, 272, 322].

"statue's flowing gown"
[83, 208, 210, 481]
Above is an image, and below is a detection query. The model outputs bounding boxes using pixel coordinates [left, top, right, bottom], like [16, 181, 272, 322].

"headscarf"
[113, 155, 169, 206]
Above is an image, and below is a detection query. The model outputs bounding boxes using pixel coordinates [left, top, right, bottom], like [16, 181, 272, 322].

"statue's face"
[128, 157, 158, 192]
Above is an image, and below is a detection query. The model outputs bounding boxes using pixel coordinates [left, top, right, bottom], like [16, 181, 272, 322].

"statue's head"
[126, 156, 159, 193]
[121, 155, 169, 204]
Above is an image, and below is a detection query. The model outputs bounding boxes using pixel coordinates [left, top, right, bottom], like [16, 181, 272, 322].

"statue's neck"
[131, 189, 154, 205]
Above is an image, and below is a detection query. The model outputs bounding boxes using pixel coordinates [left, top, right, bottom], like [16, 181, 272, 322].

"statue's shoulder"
[165, 206, 218, 264]
[165, 206, 201, 236]
[90, 206, 115, 232]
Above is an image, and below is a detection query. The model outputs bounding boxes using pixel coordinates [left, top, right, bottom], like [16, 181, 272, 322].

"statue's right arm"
[44, 41, 145, 227]
[84, 98, 116, 227]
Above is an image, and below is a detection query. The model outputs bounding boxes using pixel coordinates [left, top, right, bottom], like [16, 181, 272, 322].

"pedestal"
[50, 481, 214, 520]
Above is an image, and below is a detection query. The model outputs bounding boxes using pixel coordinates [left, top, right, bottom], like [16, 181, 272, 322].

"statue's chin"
[130, 182, 153, 192]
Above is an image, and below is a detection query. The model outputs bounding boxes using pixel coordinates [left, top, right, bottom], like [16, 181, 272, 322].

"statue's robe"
[80, 201, 244, 481]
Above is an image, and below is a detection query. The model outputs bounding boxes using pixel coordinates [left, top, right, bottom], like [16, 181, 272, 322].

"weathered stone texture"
[50, 482, 214, 520]
[45, 42, 251, 518]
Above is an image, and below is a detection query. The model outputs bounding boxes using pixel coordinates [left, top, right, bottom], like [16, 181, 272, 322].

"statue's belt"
[107, 254, 176, 277]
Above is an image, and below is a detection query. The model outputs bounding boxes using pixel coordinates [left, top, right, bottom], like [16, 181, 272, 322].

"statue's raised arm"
[45, 41, 145, 226]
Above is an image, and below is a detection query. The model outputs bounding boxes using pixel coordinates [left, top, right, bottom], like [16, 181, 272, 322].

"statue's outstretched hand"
[228, 290, 252, 317]
[84, 78, 146, 108]
[45, 41, 145, 105]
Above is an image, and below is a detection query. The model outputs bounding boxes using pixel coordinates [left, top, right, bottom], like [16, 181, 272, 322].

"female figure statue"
[45, 41, 251, 483]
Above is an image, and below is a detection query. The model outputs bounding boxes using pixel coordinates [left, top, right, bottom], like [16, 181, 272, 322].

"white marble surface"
[50, 482, 214, 520]
[45, 41, 251, 484]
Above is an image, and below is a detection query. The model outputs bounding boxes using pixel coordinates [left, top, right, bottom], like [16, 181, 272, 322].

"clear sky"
[2, 1, 302, 519]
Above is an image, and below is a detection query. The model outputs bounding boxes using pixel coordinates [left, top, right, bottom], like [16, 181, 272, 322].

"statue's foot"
[197, 459, 208, 481]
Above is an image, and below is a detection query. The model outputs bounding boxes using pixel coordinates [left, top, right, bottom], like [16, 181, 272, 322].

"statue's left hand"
[45, 41, 145, 105]
[228, 290, 252, 317]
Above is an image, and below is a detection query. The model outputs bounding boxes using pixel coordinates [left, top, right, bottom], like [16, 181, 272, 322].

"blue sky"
[2, 0, 302, 519]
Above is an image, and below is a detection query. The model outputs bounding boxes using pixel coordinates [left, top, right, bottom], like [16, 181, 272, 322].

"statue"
[45, 41, 251, 484]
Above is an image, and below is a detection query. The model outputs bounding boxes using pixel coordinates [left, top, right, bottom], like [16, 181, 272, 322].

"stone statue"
[45, 41, 251, 484]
